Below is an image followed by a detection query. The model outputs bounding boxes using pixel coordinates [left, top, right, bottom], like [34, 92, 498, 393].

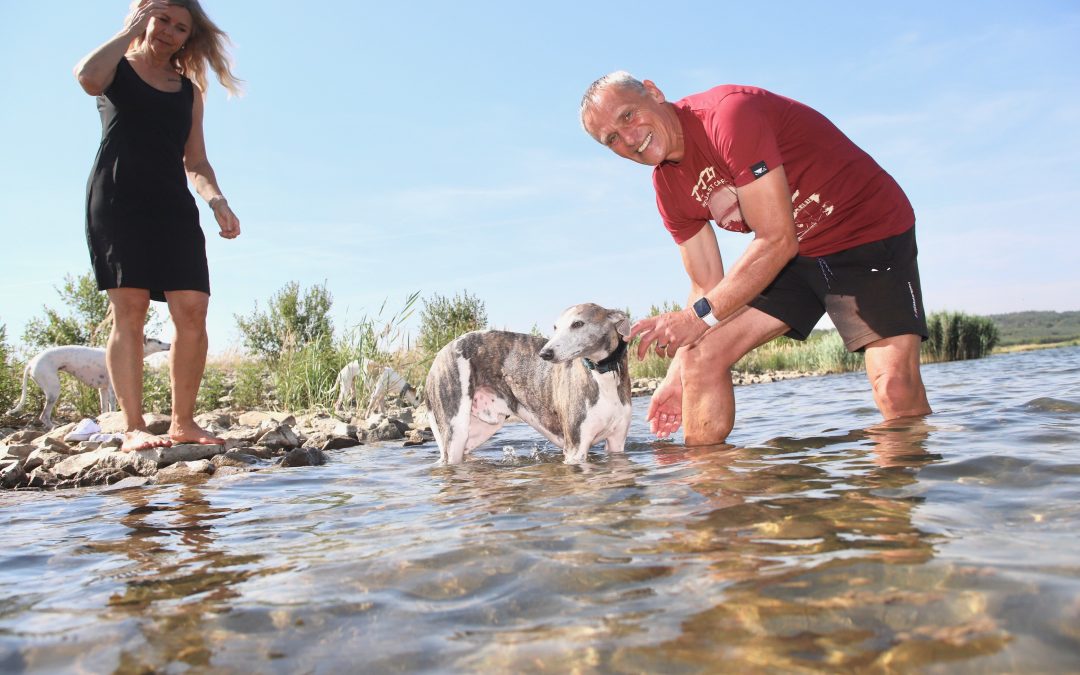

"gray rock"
[211, 451, 261, 469]
[42, 422, 78, 441]
[2, 461, 27, 488]
[155, 460, 214, 483]
[2, 443, 37, 460]
[220, 427, 260, 445]
[157, 443, 226, 466]
[368, 418, 408, 442]
[238, 411, 295, 428]
[95, 412, 128, 433]
[144, 413, 171, 435]
[279, 447, 326, 467]
[33, 435, 75, 454]
[51, 448, 158, 479]
[195, 411, 232, 430]
[5, 429, 44, 444]
[257, 424, 301, 450]
[24, 449, 68, 473]
[321, 436, 360, 451]
[101, 476, 150, 492]
[235, 446, 278, 460]
[332, 422, 358, 439]
[403, 429, 430, 447]
[27, 467, 57, 489]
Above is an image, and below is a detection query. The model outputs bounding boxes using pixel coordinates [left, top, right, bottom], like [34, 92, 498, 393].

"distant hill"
[987, 310, 1080, 346]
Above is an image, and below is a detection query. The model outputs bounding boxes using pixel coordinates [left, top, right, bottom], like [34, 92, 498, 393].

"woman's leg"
[107, 288, 171, 451]
[164, 290, 223, 444]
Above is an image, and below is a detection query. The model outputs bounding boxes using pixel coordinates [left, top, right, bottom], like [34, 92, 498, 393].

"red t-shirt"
[653, 85, 914, 257]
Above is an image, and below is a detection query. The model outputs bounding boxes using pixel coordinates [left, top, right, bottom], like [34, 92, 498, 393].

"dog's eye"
[571, 320, 584, 329]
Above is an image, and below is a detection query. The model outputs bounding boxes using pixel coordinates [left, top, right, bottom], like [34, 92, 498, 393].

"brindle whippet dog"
[425, 303, 632, 464]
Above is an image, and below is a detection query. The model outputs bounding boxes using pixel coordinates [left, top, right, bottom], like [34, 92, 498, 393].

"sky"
[1, 1, 1078, 356]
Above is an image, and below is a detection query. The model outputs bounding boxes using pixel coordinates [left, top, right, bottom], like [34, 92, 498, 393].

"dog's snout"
[539, 348, 554, 361]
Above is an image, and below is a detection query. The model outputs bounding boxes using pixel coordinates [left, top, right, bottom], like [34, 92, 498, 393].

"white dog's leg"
[31, 366, 62, 429]
[364, 374, 388, 418]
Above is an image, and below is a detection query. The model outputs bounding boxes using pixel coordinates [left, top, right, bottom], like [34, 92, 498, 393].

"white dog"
[331, 357, 419, 416]
[5, 337, 171, 429]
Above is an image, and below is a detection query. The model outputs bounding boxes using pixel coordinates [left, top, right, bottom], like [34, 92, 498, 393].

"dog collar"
[583, 338, 627, 374]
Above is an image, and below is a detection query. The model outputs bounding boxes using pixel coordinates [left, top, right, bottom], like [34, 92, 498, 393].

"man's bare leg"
[165, 290, 224, 445]
[863, 334, 932, 419]
[648, 308, 790, 445]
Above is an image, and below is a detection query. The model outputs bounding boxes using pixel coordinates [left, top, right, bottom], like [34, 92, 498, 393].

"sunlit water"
[2, 347, 1079, 673]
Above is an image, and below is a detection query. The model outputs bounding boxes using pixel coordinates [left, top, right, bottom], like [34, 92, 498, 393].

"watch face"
[693, 297, 712, 318]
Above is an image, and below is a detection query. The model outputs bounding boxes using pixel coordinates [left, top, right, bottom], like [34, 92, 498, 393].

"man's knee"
[871, 368, 930, 418]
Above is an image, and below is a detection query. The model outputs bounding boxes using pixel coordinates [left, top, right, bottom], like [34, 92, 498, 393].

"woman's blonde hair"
[129, 0, 242, 96]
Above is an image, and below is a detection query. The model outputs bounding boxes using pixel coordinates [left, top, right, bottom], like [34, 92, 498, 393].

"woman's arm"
[184, 91, 240, 239]
[73, 1, 167, 95]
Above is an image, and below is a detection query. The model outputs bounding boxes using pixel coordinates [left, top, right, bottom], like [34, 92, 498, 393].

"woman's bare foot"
[121, 429, 173, 452]
[169, 421, 225, 446]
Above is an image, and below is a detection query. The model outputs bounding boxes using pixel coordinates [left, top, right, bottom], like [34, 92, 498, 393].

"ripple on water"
[2, 347, 1080, 672]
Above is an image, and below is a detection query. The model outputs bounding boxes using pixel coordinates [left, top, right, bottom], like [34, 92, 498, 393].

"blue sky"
[1, 1, 1078, 355]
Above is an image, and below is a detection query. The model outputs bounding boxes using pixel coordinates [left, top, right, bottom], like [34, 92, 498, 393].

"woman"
[75, 0, 242, 452]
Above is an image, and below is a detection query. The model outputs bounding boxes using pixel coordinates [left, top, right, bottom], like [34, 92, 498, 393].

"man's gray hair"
[579, 70, 647, 131]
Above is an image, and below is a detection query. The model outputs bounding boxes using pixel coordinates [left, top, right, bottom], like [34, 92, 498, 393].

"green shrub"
[230, 359, 271, 410]
[143, 363, 173, 414]
[234, 281, 334, 360]
[197, 365, 230, 412]
[22, 271, 163, 349]
[0, 325, 25, 414]
[417, 291, 487, 362]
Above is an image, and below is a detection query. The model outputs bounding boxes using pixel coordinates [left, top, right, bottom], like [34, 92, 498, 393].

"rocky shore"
[0, 371, 819, 491]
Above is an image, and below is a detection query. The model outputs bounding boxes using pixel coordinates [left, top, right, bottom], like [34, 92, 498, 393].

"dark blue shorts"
[749, 227, 928, 352]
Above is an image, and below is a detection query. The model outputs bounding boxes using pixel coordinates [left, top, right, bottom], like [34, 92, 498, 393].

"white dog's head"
[143, 337, 171, 355]
[539, 303, 630, 363]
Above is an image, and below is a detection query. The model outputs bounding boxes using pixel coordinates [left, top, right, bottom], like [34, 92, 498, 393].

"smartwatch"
[693, 297, 719, 327]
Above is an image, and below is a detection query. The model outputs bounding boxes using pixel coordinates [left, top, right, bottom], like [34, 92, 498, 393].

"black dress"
[86, 57, 209, 302]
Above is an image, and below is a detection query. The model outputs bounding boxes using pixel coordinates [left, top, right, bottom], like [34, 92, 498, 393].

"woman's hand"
[122, 0, 168, 39]
[212, 200, 241, 239]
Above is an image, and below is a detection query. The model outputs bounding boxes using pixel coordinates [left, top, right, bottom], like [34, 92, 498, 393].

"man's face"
[583, 81, 683, 166]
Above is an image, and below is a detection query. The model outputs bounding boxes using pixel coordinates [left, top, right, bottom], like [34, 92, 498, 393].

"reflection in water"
[2, 347, 1080, 672]
[83, 485, 273, 672]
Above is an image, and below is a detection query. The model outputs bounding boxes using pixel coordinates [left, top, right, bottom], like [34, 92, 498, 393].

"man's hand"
[629, 308, 707, 360]
[647, 371, 683, 438]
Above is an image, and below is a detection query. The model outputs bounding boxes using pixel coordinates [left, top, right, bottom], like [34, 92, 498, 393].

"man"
[580, 72, 931, 445]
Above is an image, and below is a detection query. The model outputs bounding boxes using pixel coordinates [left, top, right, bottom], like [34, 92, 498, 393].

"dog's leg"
[32, 366, 62, 430]
[97, 386, 110, 416]
[605, 430, 628, 454]
[365, 376, 388, 418]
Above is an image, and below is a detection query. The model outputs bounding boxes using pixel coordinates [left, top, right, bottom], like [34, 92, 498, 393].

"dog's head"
[143, 337, 171, 355]
[539, 303, 630, 363]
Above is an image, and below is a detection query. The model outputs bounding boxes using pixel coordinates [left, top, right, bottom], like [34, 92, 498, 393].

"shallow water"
[2, 347, 1079, 673]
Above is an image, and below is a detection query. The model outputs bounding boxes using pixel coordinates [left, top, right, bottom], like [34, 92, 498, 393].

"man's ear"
[643, 79, 666, 104]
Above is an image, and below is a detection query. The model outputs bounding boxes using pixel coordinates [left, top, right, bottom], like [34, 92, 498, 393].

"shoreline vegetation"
[0, 277, 1075, 491]
[1, 276, 1069, 436]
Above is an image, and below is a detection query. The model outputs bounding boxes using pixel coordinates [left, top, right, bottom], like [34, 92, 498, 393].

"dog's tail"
[4, 362, 32, 417]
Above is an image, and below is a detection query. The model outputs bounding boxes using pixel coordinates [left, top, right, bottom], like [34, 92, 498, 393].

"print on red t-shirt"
[653, 86, 914, 257]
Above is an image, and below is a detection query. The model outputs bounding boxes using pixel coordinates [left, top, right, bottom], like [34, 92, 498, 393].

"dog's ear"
[609, 310, 631, 339]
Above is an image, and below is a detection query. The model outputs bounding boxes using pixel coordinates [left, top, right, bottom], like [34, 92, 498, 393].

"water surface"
[2, 347, 1079, 673]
